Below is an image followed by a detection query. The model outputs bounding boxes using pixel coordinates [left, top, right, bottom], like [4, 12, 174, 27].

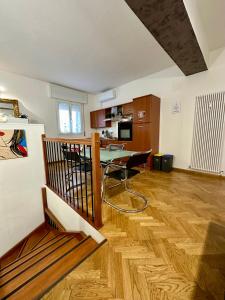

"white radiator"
[191, 92, 225, 174]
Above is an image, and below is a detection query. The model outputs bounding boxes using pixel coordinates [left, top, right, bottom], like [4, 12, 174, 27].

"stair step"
[74, 232, 87, 241]
[0, 235, 73, 279]
[0, 245, 22, 269]
[17, 225, 49, 258]
[0, 236, 83, 298]
[0, 224, 49, 268]
[0, 236, 98, 300]
[31, 230, 60, 250]
[0, 232, 65, 272]
[58, 231, 87, 242]
[29, 230, 52, 250]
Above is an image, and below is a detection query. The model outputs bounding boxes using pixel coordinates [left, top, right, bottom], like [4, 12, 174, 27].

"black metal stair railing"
[42, 134, 102, 228]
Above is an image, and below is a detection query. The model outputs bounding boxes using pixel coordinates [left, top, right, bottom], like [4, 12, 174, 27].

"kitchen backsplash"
[97, 121, 118, 139]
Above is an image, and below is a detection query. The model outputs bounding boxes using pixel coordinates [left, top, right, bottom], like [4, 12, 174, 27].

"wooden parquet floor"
[42, 170, 225, 300]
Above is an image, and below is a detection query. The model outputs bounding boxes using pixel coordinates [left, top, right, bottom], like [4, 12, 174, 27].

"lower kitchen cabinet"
[133, 122, 159, 153]
[132, 123, 152, 152]
[132, 122, 159, 169]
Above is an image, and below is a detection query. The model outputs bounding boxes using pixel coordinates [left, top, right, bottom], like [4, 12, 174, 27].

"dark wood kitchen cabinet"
[132, 121, 159, 154]
[133, 95, 160, 124]
[132, 95, 160, 168]
[90, 94, 160, 169]
[90, 111, 97, 128]
[90, 109, 110, 128]
[132, 123, 152, 152]
[132, 95, 160, 151]
[122, 102, 133, 115]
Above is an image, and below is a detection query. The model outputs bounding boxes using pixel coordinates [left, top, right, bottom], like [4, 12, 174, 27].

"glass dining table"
[98, 148, 137, 164]
[81, 147, 137, 188]
[84, 147, 137, 201]
[80, 147, 148, 213]
[80, 147, 136, 164]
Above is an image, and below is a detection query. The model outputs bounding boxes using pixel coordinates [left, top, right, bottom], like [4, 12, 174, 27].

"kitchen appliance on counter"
[101, 129, 113, 139]
[118, 120, 132, 141]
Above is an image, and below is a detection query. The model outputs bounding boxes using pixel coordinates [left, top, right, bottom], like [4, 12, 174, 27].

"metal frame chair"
[102, 150, 152, 213]
[61, 145, 91, 193]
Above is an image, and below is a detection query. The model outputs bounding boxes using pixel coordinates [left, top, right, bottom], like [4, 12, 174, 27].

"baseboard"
[173, 167, 225, 179]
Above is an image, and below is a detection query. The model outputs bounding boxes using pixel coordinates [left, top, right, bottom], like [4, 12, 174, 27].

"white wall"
[87, 47, 225, 172]
[46, 187, 105, 243]
[0, 69, 91, 137]
[0, 70, 58, 135]
[0, 70, 100, 255]
[0, 123, 45, 256]
[84, 93, 97, 138]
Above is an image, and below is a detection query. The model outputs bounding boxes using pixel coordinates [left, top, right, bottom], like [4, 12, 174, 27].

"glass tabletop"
[82, 147, 136, 163]
[99, 148, 136, 163]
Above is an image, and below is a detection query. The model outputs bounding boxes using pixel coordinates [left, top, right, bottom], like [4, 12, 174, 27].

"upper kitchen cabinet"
[90, 109, 109, 128]
[133, 95, 160, 123]
[122, 102, 133, 115]
[90, 110, 97, 128]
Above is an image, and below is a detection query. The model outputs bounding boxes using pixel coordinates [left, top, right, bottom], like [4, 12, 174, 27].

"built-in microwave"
[118, 121, 132, 141]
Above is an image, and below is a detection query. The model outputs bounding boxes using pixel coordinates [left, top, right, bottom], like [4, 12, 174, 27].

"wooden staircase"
[0, 223, 99, 299]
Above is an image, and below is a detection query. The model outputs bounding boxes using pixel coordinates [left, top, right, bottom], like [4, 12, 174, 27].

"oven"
[118, 121, 132, 141]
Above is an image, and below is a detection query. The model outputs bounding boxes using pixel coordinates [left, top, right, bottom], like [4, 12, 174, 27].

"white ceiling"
[197, 0, 225, 51]
[0, 0, 174, 93]
[0, 0, 224, 93]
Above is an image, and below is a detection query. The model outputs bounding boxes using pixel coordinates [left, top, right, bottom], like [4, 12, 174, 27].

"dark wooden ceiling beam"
[125, 0, 208, 75]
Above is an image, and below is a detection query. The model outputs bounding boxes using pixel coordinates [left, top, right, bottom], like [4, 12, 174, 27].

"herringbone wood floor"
[42, 170, 225, 300]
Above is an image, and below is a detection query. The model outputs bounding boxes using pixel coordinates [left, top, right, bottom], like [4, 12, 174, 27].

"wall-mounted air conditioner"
[99, 89, 116, 103]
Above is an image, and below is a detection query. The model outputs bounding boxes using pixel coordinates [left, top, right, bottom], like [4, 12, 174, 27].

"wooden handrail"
[42, 136, 92, 145]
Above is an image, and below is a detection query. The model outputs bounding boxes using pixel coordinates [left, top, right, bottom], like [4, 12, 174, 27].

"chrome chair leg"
[65, 167, 92, 199]
[108, 181, 123, 189]
[102, 164, 148, 213]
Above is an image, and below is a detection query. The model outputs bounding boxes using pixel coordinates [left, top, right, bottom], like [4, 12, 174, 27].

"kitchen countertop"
[100, 137, 118, 140]
[100, 138, 132, 142]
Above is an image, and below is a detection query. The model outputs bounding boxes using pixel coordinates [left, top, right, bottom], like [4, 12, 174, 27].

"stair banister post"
[91, 132, 103, 228]
[42, 134, 49, 185]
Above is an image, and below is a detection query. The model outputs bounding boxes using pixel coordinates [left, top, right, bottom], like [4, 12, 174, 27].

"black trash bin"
[153, 154, 163, 170]
[162, 154, 173, 172]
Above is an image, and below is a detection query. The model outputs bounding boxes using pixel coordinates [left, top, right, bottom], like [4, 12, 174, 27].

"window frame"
[57, 100, 84, 136]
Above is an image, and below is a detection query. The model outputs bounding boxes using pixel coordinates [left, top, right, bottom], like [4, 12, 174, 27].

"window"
[58, 101, 84, 135]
